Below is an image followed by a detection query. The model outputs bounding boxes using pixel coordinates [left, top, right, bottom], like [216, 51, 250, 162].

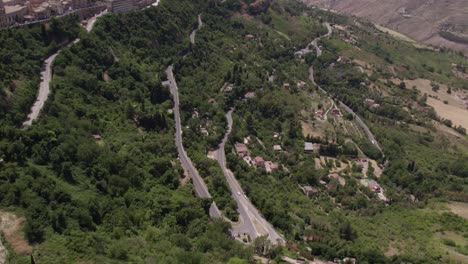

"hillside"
[0, 0, 467, 263]
[301, 0, 468, 55]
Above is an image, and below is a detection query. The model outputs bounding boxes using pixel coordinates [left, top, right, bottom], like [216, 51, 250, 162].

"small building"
[334, 258, 357, 264]
[243, 156, 253, 166]
[245, 34, 255, 40]
[273, 145, 282, 151]
[368, 180, 381, 193]
[243, 136, 251, 145]
[235, 143, 249, 157]
[337, 56, 351, 63]
[265, 161, 279, 173]
[283, 83, 290, 90]
[273, 132, 280, 139]
[297, 81, 306, 89]
[364, 98, 375, 106]
[254, 156, 265, 168]
[304, 142, 319, 152]
[342, 257, 357, 264]
[331, 108, 342, 116]
[303, 186, 318, 196]
[315, 109, 324, 119]
[224, 84, 234, 93]
[92, 134, 102, 140]
[244, 92, 256, 99]
[200, 127, 209, 136]
[304, 142, 314, 152]
[4, 5, 27, 25]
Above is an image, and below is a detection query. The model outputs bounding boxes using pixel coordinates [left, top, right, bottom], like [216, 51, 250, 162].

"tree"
[398, 81, 406, 89]
[339, 221, 356, 241]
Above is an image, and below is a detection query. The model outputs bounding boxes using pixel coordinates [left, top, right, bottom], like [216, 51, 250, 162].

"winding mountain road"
[190, 14, 203, 45]
[214, 110, 284, 244]
[165, 65, 221, 218]
[339, 102, 383, 153]
[295, 23, 331, 58]
[22, 51, 60, 128]
[22, 11, 106, 128]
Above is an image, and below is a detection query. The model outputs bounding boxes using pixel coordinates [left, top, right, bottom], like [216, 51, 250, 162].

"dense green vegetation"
[0, 0, 467, 263]
[173, 0, 468, 263]
[0, 16, 81, 125]
[1, 1, 254, 263]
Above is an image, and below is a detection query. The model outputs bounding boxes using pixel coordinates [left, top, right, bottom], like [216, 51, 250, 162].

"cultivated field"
[399, 78, 468, 129]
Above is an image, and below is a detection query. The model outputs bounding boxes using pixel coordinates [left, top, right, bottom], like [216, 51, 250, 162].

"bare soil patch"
[394, 78, 468, 128]
[384, 244, 400, 257]
[301, 121, 325, 138]
[427, 97, 468, 129]
[448, 202, 468, 220]
[0, 211, 32, 255]
[369, 160, 382, 178]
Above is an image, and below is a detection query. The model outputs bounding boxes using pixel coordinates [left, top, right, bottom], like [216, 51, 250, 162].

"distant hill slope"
[301, 0, 468, 55]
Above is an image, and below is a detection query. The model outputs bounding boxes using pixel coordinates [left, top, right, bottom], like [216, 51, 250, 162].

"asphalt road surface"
[23, 12, 105, 128]
[165, 65, 221, 218]
[190, 14, 203, 44]
[214, 110, 284, 244]
[85, 10, 107, 32]
[296, 23, 331, 58]
[22, 52, 60, 128]
[339, 102, 383, 153]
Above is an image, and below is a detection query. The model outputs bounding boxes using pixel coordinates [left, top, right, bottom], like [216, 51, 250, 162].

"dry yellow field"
[402, 78, 468, 128]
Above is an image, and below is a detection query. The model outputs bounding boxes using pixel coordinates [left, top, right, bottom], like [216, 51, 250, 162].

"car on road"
[237, 192, 241, 196]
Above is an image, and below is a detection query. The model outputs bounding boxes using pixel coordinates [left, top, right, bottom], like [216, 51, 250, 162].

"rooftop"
[235, 143, 248, 153]
[254, 156, 265, 163]
[304, 142, 314, 151]
[5, 5, 26, 14]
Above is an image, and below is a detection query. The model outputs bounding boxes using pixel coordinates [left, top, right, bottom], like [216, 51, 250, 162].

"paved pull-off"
[214, 110, 284, 244]
[165, 65, 221, 218]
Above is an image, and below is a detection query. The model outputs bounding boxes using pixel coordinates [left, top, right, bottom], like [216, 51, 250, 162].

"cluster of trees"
[0, 0, 257, 262]
[180, 1, 468, 263]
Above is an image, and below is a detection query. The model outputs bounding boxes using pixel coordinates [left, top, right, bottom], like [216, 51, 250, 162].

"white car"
[237, 192, 241, 196]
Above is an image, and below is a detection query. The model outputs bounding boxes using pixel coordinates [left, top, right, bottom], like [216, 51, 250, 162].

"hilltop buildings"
[0, 0, 156, 27]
